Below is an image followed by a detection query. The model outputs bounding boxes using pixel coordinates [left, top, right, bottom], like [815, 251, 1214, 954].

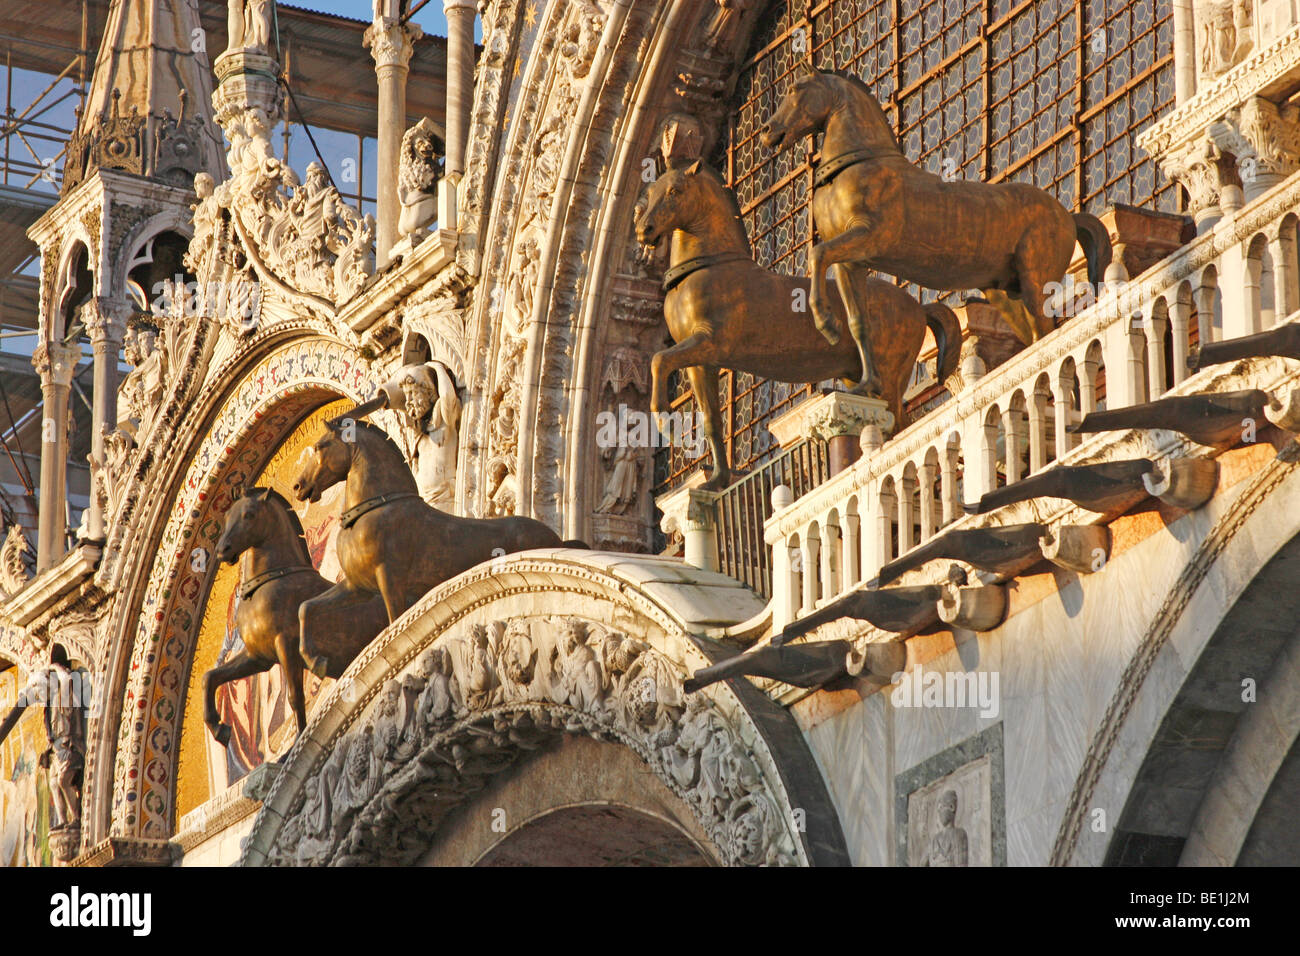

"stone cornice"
[1138, 25, 1300, 161]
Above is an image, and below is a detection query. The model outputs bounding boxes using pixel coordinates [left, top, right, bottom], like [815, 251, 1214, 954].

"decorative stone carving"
[228, 0, 275, 54]
[595, 444, 643, 514]
[1210, 96, 1300, 197]
[700, 0, 753, 55]
[398, 118, 445, 242]
[117, 327, 168, 440]
[1198, 0, 1254, 78]
[204, 44, 376, 312]
[262, 614, 798, 867]
[151, 90, 211, 188]
[0, 524, 34, 597]
[390, 362, 462, 506]
[61, 89, 145, 195]
[1159, 134, 1241, 228]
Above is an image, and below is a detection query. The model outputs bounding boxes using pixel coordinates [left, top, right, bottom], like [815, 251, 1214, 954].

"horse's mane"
[341, 417, 407, 459]
[690, 163, 753, 253]
[246, 485, 312, 562]
[824, 69, 902, 154]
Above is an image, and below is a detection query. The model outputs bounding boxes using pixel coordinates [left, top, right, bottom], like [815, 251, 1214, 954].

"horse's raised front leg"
[299, 580, 377, 680]
[684, 364, 729, 490]
[650, 333, 716, 415]
[204, 648, 268, 746]
[831, 262, 884, 397]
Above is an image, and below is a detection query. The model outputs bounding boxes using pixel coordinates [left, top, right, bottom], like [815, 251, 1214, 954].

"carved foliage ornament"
[266, 615, 800, 866]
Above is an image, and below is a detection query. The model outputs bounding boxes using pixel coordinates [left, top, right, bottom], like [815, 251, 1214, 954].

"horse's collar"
[240, 565, 315, 600]
[662, 251, 751, 291]
[814, 146, 898, 187]
[340, 491, 419, 529]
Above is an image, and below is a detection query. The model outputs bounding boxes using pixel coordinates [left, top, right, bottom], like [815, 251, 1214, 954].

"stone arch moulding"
[241, 553, 852, 867]
[100, 336, 374, 842]
[1053, 443, 1300, 865]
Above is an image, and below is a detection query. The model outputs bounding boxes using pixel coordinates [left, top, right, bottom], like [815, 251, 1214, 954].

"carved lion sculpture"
[397, 117, 444, 242]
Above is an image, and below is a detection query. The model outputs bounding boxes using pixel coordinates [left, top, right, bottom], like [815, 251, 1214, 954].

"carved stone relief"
[262, 614, 800, 867]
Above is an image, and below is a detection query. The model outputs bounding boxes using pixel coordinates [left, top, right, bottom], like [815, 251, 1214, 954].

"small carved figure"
[397, 118, 443, 242]
[922, 789, 970, 866]
[555, 619, 603, 712]
[702, 0, 751, 54]
[0, 524, 34, 597]
[0, 645, 86, 837]
[416, 646, 457, 728]
[595, 443, 641, 514]
[243, 0, 274, 53]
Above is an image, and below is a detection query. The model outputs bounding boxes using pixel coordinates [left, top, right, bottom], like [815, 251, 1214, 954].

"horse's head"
[216, 487, 277, 564]
[635, 160, 706, 246]
[292, 419, 354, 503]
[761, 66, 838, 152]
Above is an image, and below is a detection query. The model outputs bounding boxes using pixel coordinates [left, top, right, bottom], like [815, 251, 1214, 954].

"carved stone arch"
[92, 335, 379, 843]
[114, 210, 196, 300]
[241, 554, 851, 866]
[1052, 446, 1300, 865]
[51, 239, 94, 341]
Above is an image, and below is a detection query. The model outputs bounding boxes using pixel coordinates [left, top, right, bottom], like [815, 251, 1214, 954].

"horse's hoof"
[848, 378, 885, 399]
[212, 723, 232, 747]
[701, 472, 730, 492]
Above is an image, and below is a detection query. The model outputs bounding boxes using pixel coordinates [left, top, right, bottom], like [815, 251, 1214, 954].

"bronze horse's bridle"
[662, 251, 751, 291]
[812, 146, 900, 187]
[339, 491, 420, 529]
[240, 566, 316, 600]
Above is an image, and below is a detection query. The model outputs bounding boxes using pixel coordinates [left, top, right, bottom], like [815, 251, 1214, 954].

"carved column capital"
[80, 298, 131, 349]
[32, 341, 80, 387]
[365, 17, 422, 72]
[1159, 133, 1240, 229]
[443, 0, 477, 11]
[1211, 97, 1300, 196]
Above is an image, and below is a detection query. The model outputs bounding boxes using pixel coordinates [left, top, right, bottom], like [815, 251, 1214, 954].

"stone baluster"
[1270, 228, 1298, 324]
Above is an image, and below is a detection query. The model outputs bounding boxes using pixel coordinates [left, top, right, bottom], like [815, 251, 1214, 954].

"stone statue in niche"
[395, 362, 462, 507]
[906, 753, 992, 866]
[398, 118, 444, 243]
[922, 790, 969, 866]
[595, 443, 642, 514]
[702, 0, 752, 54]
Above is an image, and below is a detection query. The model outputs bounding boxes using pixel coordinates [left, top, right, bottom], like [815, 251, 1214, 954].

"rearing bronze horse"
[291, 418, 576, 676]
[635, 160, 960, 490]
[762, 65, 1111, 347]
[204, 487, 387, 745]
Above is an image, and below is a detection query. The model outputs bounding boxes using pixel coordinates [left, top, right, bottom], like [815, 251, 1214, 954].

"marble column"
[32, 340, 81, 571]
[442, 0, 476, 184]
[365, 13, 422, 268]
[83, 298, 128, 541]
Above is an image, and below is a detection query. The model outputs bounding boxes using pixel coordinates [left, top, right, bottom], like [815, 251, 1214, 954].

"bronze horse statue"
[635, 160, 961, 490]
[291, 416, 577, 676]
[204, 486, 388, 745]
[761, 65, 1111, 347]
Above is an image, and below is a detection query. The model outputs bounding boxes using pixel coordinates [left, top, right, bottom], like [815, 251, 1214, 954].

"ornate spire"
[62, 0, 224, 193]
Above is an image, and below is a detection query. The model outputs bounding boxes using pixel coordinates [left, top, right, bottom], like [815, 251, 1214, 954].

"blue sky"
[289, 1, 483, 40]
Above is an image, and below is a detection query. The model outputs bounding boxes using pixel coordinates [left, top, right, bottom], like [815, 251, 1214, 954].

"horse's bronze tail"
[925, 302, 962, 387]
[1073, 212, 1113, 289]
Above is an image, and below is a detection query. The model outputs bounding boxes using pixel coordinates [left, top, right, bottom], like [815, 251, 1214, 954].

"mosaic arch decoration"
[109, 338, 374, 839]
